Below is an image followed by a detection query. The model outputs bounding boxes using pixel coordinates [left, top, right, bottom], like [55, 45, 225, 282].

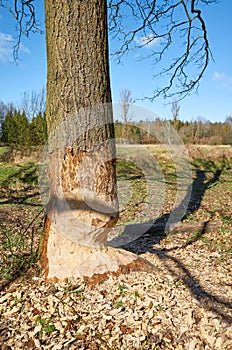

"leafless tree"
[120, 89, 133, 124]
[171, 99, 180, 123]
[21, 87, 46, 120]
[226, 115, 232, 128]
[0, 100, 8, 138]
[120, 89, 133, 142]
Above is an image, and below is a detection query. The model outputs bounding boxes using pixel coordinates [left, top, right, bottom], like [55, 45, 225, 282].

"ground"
[0, 144, 231, 349]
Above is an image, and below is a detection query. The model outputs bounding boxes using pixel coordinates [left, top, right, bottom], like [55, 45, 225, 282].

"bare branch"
[0, 0, 43, 61]
[108, 0, 216, 100]
[20, 87, 46, 120]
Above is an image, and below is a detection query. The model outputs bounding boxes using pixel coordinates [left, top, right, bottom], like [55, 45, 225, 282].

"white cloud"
[21, 45, 31, 55]
[134, 34, 160, 48]
[0, 32, 14, 63]
[0, 32, 30, 63]
[213, 71, 232, 87]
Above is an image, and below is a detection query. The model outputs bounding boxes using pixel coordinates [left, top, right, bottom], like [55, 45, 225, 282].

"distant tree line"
[1, 108, 47, 147]
[176, 116, 232, 145]
[0, 89, 47, 148]
[1, 109, 232, 147]
[114, 117, 232, 145]
[115, 93, 232, 145]
[0, 88, 231, 147]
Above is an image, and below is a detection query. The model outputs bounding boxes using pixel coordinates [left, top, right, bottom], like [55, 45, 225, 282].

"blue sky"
[0, 1, 231, 122]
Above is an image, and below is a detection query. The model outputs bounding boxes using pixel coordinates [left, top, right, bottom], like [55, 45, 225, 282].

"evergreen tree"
[0, 100, 8, 139]
[14, 110, 30, 146]
[1, 110, 16, 144]
[1, 109, 31, 146]
[30, 112, 47, 146]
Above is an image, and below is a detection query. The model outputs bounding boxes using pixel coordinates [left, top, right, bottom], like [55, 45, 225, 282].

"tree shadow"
[152, 158, 225, 228]
[1, 162, 38, 187]
[0, 189, 42, 207]
[182, 159, 223, 219]
[0, 162, 41, 207]
[111, 158, 232, 322]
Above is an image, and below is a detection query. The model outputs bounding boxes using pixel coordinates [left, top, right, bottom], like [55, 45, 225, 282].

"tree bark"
[42, 0, 149, 282]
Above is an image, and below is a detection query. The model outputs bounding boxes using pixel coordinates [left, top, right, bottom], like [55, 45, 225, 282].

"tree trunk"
[42, 0, 150, 282]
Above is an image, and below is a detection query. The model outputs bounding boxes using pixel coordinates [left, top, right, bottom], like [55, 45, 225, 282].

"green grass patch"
[0, 146, 10, 158]
[0, 162, 38, 188]
[116, 157, 144, 180]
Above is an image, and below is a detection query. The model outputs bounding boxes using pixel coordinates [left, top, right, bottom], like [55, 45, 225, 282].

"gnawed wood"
[43, 223, 153, 283]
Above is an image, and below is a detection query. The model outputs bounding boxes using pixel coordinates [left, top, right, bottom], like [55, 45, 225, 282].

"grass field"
[0, 144, 232, 288]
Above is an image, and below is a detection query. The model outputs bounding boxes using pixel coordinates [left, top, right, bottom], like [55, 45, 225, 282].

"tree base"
[41, 224, 153, 284]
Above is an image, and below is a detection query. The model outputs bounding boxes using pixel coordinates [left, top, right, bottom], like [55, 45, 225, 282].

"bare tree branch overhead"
[0, 0, 42, 61]
[108, 0, 216, 100]
[1, 1, 216, 98]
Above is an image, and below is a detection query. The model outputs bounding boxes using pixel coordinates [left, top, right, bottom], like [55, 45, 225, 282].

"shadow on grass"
[118, 158, 232, 323]
[0, 162, 42, 207]
[0, 189, 42, 207]
[0, 208, 45, 291]
[0, 162, 38, 187]
[0, 161, 44, 290]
